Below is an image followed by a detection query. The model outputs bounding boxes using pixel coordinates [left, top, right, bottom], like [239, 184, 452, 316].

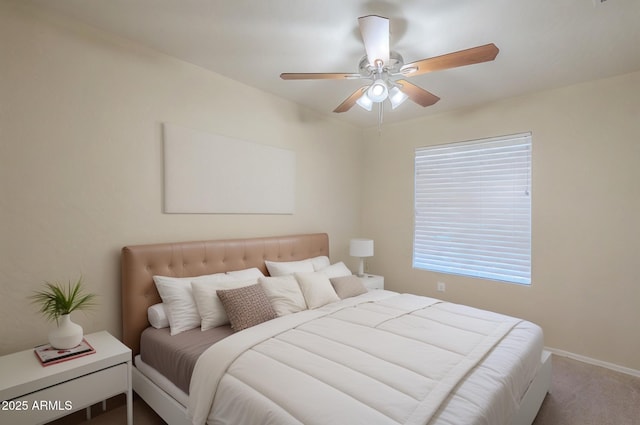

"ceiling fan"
[281, 15, 499, 118]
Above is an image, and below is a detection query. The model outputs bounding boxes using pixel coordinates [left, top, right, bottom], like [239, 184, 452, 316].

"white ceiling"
[25, 0, 640, 127]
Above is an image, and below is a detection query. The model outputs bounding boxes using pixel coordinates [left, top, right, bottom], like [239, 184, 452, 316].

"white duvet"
[188, 290, 536, 425]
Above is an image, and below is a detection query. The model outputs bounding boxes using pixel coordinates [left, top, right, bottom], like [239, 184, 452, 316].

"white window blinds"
[413, 133, 532, 285]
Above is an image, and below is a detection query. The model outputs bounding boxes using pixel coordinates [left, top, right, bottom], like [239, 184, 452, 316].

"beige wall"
[361, 70, 640, 371]
[0, 2, 364, 354]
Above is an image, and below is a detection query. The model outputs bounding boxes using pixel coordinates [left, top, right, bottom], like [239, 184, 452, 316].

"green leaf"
[29, 276, 97, 323]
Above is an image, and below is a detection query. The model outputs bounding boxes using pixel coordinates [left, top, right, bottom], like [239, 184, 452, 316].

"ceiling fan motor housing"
[359, 51, 405, 77]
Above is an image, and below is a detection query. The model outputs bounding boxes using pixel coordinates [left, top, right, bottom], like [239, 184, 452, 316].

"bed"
[122, 233, 551, 425]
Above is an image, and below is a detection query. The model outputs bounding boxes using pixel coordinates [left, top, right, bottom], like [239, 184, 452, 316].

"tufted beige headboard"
[121, 233, 329, 355]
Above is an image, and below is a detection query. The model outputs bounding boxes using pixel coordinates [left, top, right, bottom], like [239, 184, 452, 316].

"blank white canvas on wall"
[163, 123, 295, 214]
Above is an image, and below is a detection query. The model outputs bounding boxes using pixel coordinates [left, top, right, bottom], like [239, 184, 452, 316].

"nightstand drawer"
[4, 363, 128, 425]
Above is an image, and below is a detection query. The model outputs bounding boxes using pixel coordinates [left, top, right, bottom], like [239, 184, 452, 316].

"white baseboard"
[545, 346, 640, 378]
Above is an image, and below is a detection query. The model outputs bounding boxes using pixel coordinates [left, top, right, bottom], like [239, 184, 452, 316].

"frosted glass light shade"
[356, 93, 373, 111]
[367, 80, 388, 103]
[389, 86, 409, 109]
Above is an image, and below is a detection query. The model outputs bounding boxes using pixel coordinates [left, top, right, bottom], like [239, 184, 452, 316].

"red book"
[34, 339, 96, 366]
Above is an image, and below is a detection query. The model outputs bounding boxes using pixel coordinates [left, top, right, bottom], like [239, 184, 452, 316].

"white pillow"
[265, 259, 314, 276]
[319, 261, 353, 279]
[191, 279, 255, 330]
[226, 267, 265, 281]
[147, 303, 169, 329]
[310, 256, 331, 271]
[153, 273, 228, 335]
[259, 275, 307, 316]
[294, 272, 340, 309]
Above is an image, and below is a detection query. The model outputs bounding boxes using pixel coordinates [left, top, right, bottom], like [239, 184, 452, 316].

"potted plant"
[30, 277, 97, 349]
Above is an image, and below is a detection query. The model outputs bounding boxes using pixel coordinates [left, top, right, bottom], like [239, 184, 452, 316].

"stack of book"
[34, 339, 95, 366]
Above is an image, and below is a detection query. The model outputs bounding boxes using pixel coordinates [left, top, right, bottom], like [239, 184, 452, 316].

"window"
[413, 133, 531, 285]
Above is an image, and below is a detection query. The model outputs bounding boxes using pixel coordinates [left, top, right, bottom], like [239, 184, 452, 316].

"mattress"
[136, 353, 190, 407]
[140, 325, 233, 393]
[137, 291, 543, 425]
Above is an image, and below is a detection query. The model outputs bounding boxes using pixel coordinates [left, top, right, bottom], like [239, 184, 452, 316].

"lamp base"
[357, 258, 365, 277]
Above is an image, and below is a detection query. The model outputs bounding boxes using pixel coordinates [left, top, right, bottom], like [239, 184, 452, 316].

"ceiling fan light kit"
[280, 15, 500, 126]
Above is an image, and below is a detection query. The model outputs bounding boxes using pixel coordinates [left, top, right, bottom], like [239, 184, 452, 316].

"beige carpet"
[49, 354, 640, 425]
[532, 355, 640, 425]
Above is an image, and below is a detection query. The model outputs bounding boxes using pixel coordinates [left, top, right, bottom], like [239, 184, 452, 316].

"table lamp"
[350, 238, 374, 277]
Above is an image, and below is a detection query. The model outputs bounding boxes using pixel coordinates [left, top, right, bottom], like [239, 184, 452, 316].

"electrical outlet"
[437, 281, 446, 292]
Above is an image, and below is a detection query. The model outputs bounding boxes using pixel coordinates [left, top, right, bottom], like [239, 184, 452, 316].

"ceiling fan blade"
[280, 72, 361, 80]
[396, 79, 440, 107]
[333, 87, 367, 113]
[358, 15, 390, 67]
[400, 43, 499, 76]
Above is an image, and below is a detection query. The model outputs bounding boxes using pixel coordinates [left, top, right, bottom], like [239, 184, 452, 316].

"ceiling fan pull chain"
[378, 102, 384, 133]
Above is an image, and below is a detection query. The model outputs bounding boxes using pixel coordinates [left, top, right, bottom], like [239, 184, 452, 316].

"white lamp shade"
[350, 238, 374, 258]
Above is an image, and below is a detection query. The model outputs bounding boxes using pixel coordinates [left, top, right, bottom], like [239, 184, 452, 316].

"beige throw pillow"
[330, 275, 368, 299]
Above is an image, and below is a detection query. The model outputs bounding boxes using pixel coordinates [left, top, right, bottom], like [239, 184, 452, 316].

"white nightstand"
[0, 331, 132, 425]
[359, 274, 384, 290]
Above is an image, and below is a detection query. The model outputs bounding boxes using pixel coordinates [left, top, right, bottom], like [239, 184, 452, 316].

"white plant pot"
[49, 314, 83, 349]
